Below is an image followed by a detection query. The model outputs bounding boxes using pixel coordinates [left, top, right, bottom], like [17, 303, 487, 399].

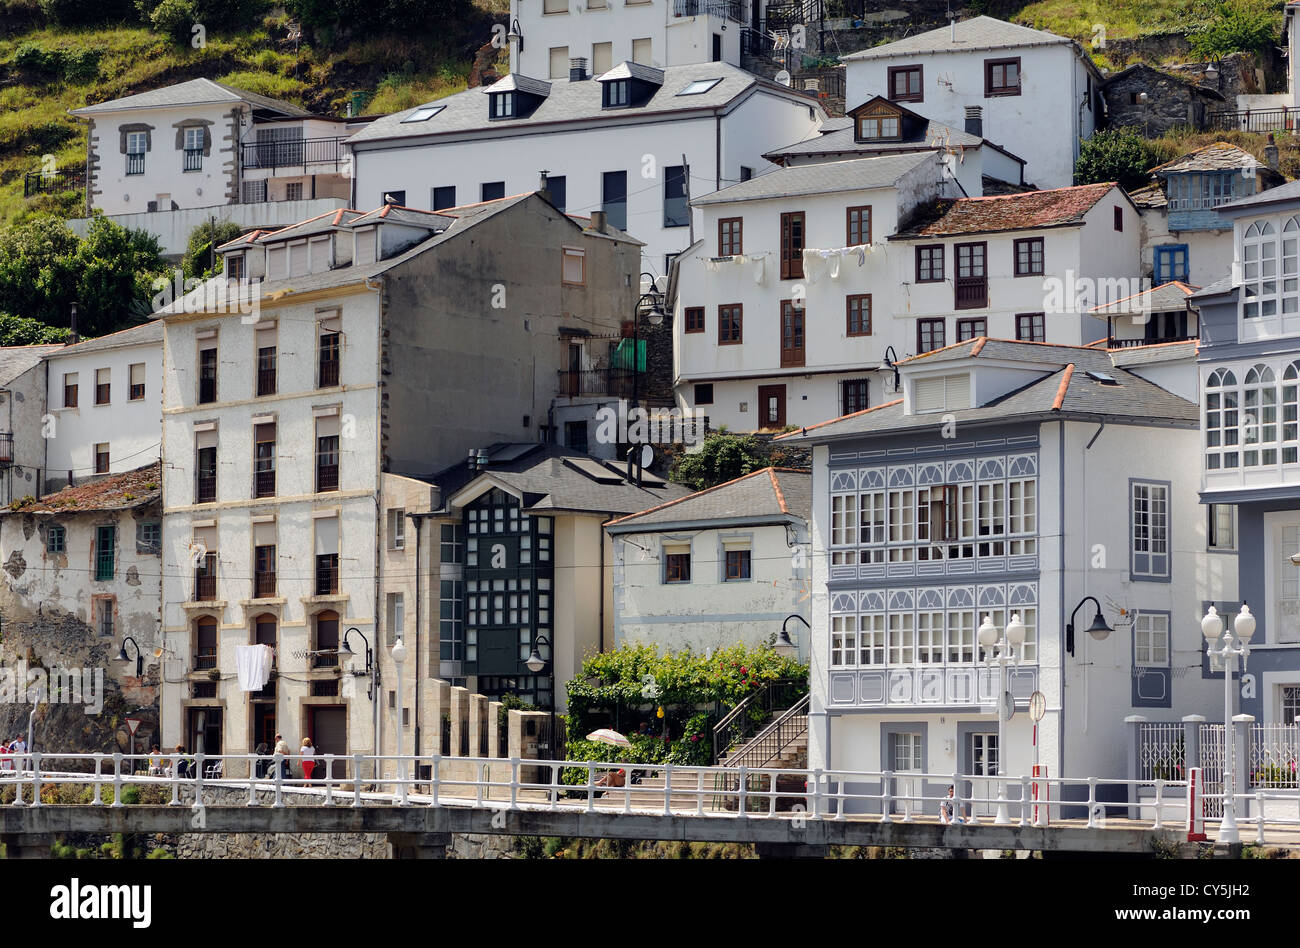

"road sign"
[125, 717, 144, 736]
[1028, 691, 1046, 722]
[1001, 691, 1015, 723]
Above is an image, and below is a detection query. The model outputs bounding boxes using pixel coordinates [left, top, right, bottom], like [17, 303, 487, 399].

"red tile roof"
[897, 182, 1118, 237]
[13, 461, 161, 514]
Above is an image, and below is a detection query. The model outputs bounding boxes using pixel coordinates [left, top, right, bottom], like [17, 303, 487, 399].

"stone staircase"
[719, 717, 808, 770]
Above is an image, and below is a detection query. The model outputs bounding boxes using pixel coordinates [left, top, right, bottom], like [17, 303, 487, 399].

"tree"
[1190, 0, 1280, 60]
[1074, 129, 1159, 192]
[0, 314, 73, 346]
[182, 219, 244, 280]
[669, 432, 770, 491]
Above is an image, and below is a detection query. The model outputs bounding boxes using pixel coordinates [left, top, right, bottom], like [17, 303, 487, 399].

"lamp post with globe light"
[391, 637, 408, 804]
[1201, 603, 1255, 843]
[978, 612, 1026, 824]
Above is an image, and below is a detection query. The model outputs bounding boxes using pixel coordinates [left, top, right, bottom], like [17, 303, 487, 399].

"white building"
[840, 16, 1102, 189]
[41, 320, 163, 494]
[0, 345, 63, 506]
[674, 150, 954, 431]
[67, 79, 356, 256]
[606, 466, 810, 659]
[345, 60, 825, 274]
[782, 337, 1232, 811]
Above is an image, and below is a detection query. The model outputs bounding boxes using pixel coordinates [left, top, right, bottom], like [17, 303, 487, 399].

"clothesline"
[697, 243, 883, 285]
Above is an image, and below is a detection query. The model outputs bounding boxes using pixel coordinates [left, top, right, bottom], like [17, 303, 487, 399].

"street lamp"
[1202, 603, 1256, 843]
[978, 612, 1026, 824]
[115, 636, 144, 677]
[391, 637, 408, 804]
[338, 627, 374, 700]
[777, 614, 808, 659]
[525, 633, 559, 761]
[1065, 595, 1113, 657]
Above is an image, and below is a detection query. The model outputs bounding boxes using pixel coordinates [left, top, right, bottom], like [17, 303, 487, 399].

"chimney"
[569, 57, 588, 82]
[538, 169, 552, 205]
[590, 209, 607, 233]
[69, 301, 79, 345]
[1265, 132, 1280, 173]
[964, 106, 983, 138]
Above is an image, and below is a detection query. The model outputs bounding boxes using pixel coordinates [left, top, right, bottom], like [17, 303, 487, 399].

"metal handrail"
[725, 693, 809, 772]
[711, 677, 805, 763]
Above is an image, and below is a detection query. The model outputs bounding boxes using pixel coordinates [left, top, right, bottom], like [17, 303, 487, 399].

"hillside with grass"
[0, 0, 507, 224]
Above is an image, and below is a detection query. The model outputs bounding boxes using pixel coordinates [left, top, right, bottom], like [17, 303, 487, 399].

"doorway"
[186, 707, 223, 757]
[757, 384, 786, 429]
[965, 731, 999, 818]
[309, 705, 347, 779]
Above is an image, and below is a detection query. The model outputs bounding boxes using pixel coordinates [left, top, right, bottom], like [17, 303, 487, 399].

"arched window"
[1243, 364, 1278, 466]
[193, 617, 217, 670]
[1205, 368, 1239, 470]
[1243, 220, 1278, 319]
[1284, 217, 1300, 314]
[1284, 361, 1300, 463]
[313, 610, 339, 668]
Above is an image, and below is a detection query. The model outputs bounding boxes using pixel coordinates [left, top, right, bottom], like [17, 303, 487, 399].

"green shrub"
[147, 847, 173, 858]
[12, 42, 63, 77]
[1074, 129, 1160, 191]
[63, 48, 102, 83]
[148, 0, 197, 43]
[1189, 0, 1280, 59]
[40, 0, 137, 25]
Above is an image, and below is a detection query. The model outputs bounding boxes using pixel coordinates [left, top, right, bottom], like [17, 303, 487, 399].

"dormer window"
[913, 374, 970, 414]
[491, 92, 516, 119]
[402, 103, 445, 123]
[853, 101, 904, 143]
[604, 80, 630, 108]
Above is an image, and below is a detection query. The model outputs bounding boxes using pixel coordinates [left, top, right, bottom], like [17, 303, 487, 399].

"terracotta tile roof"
[894, 182, 1118, 238]
[13, 462, 161, 514]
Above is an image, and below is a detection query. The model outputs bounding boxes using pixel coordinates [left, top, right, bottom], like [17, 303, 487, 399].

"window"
[916, 245, 944, 282]
[126, 131, 146, 175]
[917, 318, 945, 353]
[226, 255, 244, 281]
[195, 433, 217, 503]
[954, 242, 987, 309]
[1205, 368, 1239, 470]
[779, 300, 805, 367]
[565, 420, 588, 453]
[198, 346, 217, 403]
[846, 294, 871, 336]
[440, 579, 464, 663]
[440, 523, 462, 564]
[1243, 363, 1278, 466]
[847, 205, 871, 246]
[694, 383, 714, 405]
[313, 611, 339, 667]
[381, 189, 405, 207]
[319, 328, 340, 387]
[679, 78, 722, 96]
[888, 614, 915, 666]
[481, 181, 505, 201]
[243, 179, 268, 203]
[1014, 237, 1043, 276]
[740, 166, 753, 182]
[95, 368, 110, 405]
[316, 417, 340, 492]
[257, 342, 277, 397]
[1242, 220, 1279, 319]
[957, 318, 986, 341]
[94, 525, 115, 581]
[432, 186, 456, 210]
[95, 597, 115, 638]
[128, 363, 145, 401]
[195, 550, 217, 601]
[1208, 503, 1235, 551]
[1015, 313, 1045, 342]
[913, 374, 970, 413]
[602, 171, 627, 231]
[1154, 244, 1189, 284]
[543, 0, 565, 11]
[664, 165, 688, 227]
[592, 42, 612, 76]
[632, 37, 652, 64]
[547, 175, 566, 212]
[46, 525, 65, 554]
[719, 217, 742, 256]
[562, 246, 586, 285]
[718, 303, 742, 344]
[685, 307, 705, 333]
[664, 546, 690, 583]
[315, 520, 340, 595]
[985, 57, 1021, 96]
[94, 443, 110, 474]
[1131, 481, 1170, 580]
[1281, 685, 1300, 725]
[857, 114, 900, 140]
[254, 543, 276, 597]
[285, 181, 303, 202]
[136, 520, 160, 555]
[1134, 613, 1170, 667]
[254, 422, 276, 498]
[724, 548, 751, 581]
[888, 65, 923, 102]
[402, 104, 445, 123]
[193, 618, 217, 671]
[386, 592, 405, 647]
[842, 379, 869, 415]
[388, 508, 406, 550]
[780, 212, 805, 280]
[603, 79, 630, 108]
[183, 128, 205, 170]
[1114, 206, 1124, 232]
[549, 46, 569, 79]
[63, 373, 78, 409]
[490, 93, 515, 119]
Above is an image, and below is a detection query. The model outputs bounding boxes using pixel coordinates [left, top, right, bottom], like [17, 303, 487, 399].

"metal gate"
[1199, 724, 1225, 818]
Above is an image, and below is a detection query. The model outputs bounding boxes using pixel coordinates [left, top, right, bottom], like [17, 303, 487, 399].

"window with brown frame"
[857, 113, 900, 140]
[719, 217, 742, 256]
[63, 373, 78, 409]
[1015, 312, 1045, 342]
[1114, 206, 1124, 231]
[685, 306, 705, 333]
[917, 318, 945, 353]
[1014, 237, 1044, 276]
[954, 242, 988, 309]
[957, 317, 986, 341]
[95, 368, 110, 405]
[842, 378, 869, 415]
[780, 300, 805, 367]
[985, 57, 1021, 96]
[846, 294, 871, 336]
[916, 245, 944, 283]
[847, 205, 871, 246]
[780, 211, 804, 280]
[888, 65, 923, 102]
[724, 549, 751, 581]
[718, 304, 742, 344]
[664, 550, 691, 583]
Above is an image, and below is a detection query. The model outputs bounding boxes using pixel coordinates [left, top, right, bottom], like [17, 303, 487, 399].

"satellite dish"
[775, 70, 792, 87]
[639, 444, 654, 469]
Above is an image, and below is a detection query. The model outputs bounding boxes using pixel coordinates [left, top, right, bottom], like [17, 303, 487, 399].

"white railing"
[1136, 722, 1184, 782]
[1249, 724, 1299, 789]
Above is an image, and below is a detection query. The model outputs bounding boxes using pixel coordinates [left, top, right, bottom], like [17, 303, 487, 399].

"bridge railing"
[4, 752, 1298, 843]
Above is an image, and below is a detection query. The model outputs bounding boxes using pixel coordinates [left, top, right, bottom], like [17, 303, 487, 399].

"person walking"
[253, 742, 270, 779]
[300, 737, 315, 780]
[273, 733, 291, 779]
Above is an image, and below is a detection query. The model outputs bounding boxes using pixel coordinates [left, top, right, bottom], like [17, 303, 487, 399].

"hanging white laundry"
[752, 255, 765, 285]
[802, 249, 823, 284]
[734, 253, 749, 266]
[828, 253, 841, 280]
[235, 644, 273, 692]
[854, 246, 867, 266]
[704, 258, 721, 273]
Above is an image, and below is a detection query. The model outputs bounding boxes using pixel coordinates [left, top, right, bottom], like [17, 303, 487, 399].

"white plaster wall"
[678, 371, 891, 431]
[0, 362, 51, 506]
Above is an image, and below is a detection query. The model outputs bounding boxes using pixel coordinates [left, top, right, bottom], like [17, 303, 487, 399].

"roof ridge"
[1050, 363, 1075, 411]
[604, 466, 778, 526]
[768, 468, 788, 515]
[954, 181, 1114, 203]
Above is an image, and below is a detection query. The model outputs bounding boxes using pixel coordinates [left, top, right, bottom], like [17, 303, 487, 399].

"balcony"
[125, 153, 145, 176]
[254, 469, 276, 498]
[826, 663, 1039, 710]
[316, 463, 339, 493]
[257, 367, 277, 397]
[0, 432, 12, 465]
[319, 356, 340, 388]
[1108, 334, 1198, 349]
[195, 474, 216, 504]
[183, 148, 203, 172]
[1208, 108, 1296, 134]
[194, 649, 217, 671]
[955, 276, 988, 309]
[24, 168, 85, 199]
[194, 571, 217, 602]
[315, 565, 339, 596]
[240, 137, 347, 172]
[254, 570, 277, 598]
[199, 376, 217, 404]
[556, 367, 636, 399]
[673, 0, 743, 21]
